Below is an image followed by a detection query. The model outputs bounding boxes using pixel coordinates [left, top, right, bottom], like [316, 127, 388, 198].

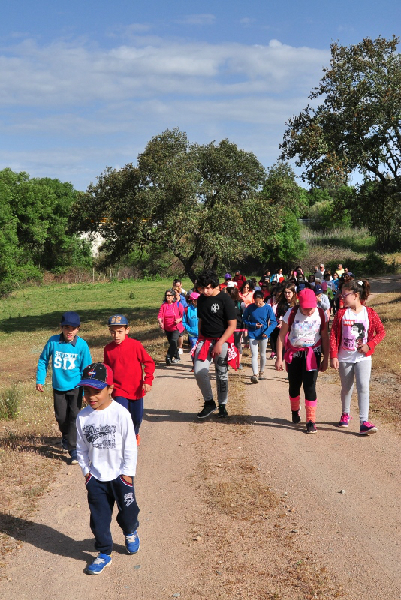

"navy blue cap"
[108, 314, 129, 326]
[314, 284, 323, 295]
[61, 311, 80, 328]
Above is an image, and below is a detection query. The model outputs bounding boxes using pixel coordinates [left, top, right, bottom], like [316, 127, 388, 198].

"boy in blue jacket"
[243, 290, 277, 383]
[36, 311, 92, 464]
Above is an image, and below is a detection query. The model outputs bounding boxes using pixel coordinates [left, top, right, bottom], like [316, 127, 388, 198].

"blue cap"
[61, 311, 80, 328]
[108, 314, 129, 326]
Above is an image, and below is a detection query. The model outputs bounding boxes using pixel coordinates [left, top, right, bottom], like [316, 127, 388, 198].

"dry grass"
[367, 292, 401, 426]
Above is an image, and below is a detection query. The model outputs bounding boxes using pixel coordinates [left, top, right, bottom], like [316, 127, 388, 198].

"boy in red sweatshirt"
[104, 315, 155, 446]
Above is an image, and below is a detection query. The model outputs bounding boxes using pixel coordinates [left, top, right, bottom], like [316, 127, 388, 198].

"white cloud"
[0, 37, 328, 108]
[0, 34, 330, 188]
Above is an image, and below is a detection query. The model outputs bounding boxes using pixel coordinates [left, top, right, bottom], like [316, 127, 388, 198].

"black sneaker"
[217, 404, 228, 418]
[197, 400, 217, 419]
[291, 410, 301, 424]
[166, 356, 172, 365]
[306, 420, 317, 434]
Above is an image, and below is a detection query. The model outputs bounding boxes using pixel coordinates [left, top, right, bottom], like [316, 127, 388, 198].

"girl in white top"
[330, 280, 386, 434]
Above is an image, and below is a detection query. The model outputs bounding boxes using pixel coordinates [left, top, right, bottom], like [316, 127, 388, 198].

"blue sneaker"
[61, 436, 68, 452]
[86, 553, 112, 575]
[125, 531, 140, 554]
[69, 449, 78, 465]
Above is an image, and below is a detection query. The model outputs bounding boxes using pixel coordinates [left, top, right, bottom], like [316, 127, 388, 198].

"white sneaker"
[178, 348, 183, 354]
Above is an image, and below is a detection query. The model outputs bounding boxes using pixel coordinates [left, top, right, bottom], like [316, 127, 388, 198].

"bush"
[0, 386, 20, 420]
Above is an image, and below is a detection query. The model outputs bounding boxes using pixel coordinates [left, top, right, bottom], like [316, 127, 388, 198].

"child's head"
[253, 290, 264, 306]
[60, 311, 80, 343]
[197, 270, 220, 294]
[190, 291, 200, 306]
[298, 288, 317, 316]
[341, 279, 370, 304]
[79, 363, 114, 410]
[108, 314, 129, 345]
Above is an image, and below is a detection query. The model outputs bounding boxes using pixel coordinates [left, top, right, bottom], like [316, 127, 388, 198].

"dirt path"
[1, 352, 400, 599]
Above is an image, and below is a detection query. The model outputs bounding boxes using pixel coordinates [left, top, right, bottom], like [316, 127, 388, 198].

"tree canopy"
[0, 169, 91, 294]
[281, 36, 401, 187]
[76, 129, 304, 280]
[280, 36, 401, 249]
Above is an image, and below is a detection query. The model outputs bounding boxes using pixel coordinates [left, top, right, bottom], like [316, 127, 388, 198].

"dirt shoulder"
[1, 349, 400, 600]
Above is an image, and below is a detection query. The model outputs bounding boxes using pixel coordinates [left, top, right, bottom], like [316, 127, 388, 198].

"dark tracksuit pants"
[86, 474, 140, 555]
[114, 396, 144, 435]
[53, 387, 83, 451]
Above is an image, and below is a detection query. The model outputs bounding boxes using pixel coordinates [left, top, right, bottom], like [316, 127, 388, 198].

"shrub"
[0, 386, 20, 420]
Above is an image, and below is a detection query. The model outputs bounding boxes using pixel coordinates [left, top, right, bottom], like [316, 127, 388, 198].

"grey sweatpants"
[250, 337, 268, 375]
[194, 341, 229, 405]
[339, 358, 372, 422]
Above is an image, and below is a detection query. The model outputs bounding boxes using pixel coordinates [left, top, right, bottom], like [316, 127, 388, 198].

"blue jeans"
[86, 474, 140, 555]
[114, 396, 143, 435]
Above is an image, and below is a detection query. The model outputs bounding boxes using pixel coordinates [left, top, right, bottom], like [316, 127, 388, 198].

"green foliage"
[0, 169, 91, 296]
[0, 386, 20, 420]
[358, 180, 401, 250]
[281, 36, 401, 249]
[259, 163, 306, 267]
[76, 129, 296, 280]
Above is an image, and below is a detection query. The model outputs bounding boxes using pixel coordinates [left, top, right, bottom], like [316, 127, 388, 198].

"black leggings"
[287, 351, 321, 401]
[166, 330, 180, 359]
[270, 327, 279, 353]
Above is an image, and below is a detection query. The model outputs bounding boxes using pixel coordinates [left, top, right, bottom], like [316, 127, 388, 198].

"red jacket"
[330, 307, 385, 359]
[104, 337, 155, 400]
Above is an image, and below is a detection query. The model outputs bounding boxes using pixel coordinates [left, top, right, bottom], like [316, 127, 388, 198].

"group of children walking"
[36, 311, 155, 574]
[35, 266, 386, 574]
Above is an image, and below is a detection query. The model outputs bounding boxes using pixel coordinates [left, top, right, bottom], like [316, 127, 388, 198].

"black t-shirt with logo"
[197, 291, 237, 338]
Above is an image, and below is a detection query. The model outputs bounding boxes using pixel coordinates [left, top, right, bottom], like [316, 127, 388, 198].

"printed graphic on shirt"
[290, 318, 321, 347]
[341, 319, 367, 351]
[210, 303, 220, 313]
[53, 351, 78, 370]
[83, 424, 116, 449]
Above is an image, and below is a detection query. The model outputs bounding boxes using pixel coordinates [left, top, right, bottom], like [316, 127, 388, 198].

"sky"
[1, 0, 400, 191]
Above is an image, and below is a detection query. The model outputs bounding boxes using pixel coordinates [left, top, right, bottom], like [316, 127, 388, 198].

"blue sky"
[1, 0, 399, 190]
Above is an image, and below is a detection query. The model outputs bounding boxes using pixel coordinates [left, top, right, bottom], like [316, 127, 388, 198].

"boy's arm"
[139, 344, 155, 391]
[121, 414, 137, 478]
[212, 319, 237, 358]
[76, 418, 91, 476]
[264, 306, 277, 338]
[36, 339, 52, 390]
[79, 341, 92, 375]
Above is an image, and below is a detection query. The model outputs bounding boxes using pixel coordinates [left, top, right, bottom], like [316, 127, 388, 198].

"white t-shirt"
[283, 307, 327, 348]
[338, 306, 371, 363]
[77, 400, 137, 481]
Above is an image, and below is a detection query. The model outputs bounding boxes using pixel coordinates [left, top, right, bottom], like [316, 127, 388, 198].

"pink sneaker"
[359, 421, 377, 435]
[338, 413, 350, 427]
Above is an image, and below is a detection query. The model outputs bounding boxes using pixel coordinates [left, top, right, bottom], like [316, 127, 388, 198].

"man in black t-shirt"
[194, 270, 237, 419]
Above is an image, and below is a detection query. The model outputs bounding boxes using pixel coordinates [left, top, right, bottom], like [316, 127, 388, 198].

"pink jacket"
[158, 302, 184, 333]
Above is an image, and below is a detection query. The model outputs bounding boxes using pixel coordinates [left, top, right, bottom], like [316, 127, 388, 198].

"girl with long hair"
[330, 280, 385, 434]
